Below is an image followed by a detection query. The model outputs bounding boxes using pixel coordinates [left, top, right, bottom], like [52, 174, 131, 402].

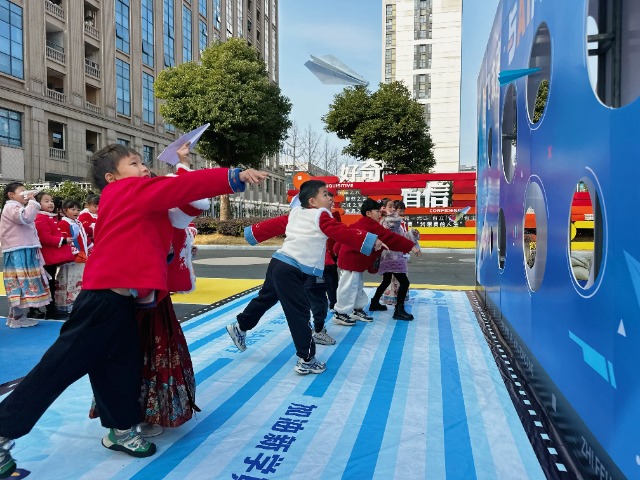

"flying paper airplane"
[304, 55, 368, 86]
[449, 206, 471, 224]
[158, 123, 210, 165]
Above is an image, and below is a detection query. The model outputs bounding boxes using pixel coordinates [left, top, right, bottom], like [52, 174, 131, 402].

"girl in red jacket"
[55, 199, 91, 313]
[78, 193, 99, 244]
[32, 192, 75, 319]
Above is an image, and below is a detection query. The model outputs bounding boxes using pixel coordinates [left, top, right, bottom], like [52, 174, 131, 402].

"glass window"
[236, 0, 243, 37]
[183, 5, 192, 61]
[226, 0, 233, 36]
[141, 0, 154, 67]
[0, 0, 22, 79]
[199, 0, 207, 17]
[116, 59, 131, 116]
[115, 0, 130, 54]
[143, 145, 154, 167]
[117, 138, 130, 146]
[165, 123, 175, 133]
[199, 19, 207, 52]
[163, 0, 175, 67]
[142, 73, 155, 124]
[213, 0, 221, 30]
[0, 107, 20, 147]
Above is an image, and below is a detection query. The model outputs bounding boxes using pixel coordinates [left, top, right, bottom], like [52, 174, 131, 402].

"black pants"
[44, 264, 57, 309]
[304, 274, 328, 333]
[373, 272, 410, 307]
[237, 258, 315, 361]
[0, 289, 142, 439]
[324, 264, 339, 309]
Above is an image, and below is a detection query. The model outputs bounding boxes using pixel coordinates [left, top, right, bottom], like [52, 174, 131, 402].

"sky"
[278, 0, 501, 169]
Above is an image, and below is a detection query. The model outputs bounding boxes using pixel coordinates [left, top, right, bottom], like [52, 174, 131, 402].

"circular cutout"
[527, 23, 551, 124]
[501, 84, 517, 183]
[568, 175, 606, 294]
[523, 178, 547, 291]
[498, 208, 506, 271]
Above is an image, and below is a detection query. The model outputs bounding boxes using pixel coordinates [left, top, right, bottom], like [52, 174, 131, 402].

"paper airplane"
[304, 55, 368, 86]
[449, 206, 471, 223]
[498, 67, 541, 86]
[158, 123, 210, 165]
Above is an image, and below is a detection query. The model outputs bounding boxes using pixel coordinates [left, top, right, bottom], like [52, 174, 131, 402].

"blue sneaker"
[226, 322, 247, 352]
[294, 356, 326, 375]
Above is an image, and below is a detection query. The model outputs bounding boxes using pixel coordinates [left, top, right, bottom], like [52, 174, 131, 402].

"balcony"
[49, 147, 66, 160]
[46, 42, 65, 64]
[84, 23, 100, 41]
[85, 101, 101, 114]
[85, 59, 100, 79]
[46, 88, 66, 103]
[45, 1, 65, 21]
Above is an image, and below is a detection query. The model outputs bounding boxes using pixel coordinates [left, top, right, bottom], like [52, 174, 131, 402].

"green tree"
[322, 81, 435, 174]
[38, 180, 90, 204]
[533, 79, 549, 123]
[154, 38, 292, 219]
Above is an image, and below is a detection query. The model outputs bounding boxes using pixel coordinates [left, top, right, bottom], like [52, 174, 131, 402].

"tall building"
[382, 0, 462, 172]
[0, 0, 286, 205]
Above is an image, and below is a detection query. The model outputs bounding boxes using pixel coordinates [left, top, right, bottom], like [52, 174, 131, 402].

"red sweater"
[34, 212, 74, 266]
[82, 168, 243, 293]
[335, 216, 416, 272]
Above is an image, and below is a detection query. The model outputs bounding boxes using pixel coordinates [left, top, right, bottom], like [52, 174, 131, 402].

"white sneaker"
[134, 422, 164, 438]
[294, 356, 326, 375]
[7, 316, 38, 328]
[312, 328, 336, 345]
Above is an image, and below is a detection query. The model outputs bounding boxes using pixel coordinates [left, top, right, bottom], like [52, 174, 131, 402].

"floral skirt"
[54, 262, 85, 312]
[3, 248, 51, 308]
[90, 295, 199, 427]
[138, 295, 199, 427]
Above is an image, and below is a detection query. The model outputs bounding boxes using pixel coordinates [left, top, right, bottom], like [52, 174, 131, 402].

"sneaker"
[312, 327, 336, 345]
[45, 306, 70, 320]
[333, 312, 356, 326]
[28, 308, 45, 319]
[351, 308, 373, 322]
[7, 316, 38, 329]
[393, 306, 414, 321]
[294, 356, 326, 375]
[369, 300, 387, 311]
[226, 322, 247, 352]
[135, 422, 164, 438]
[102, 428, 157, 458]
[0, 437, 16, 480]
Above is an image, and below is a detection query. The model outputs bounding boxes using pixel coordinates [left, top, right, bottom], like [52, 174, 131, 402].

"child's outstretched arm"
[319, 211, 379, 255]
[245, 215, 289, 245]
[7, 199, 40, 224]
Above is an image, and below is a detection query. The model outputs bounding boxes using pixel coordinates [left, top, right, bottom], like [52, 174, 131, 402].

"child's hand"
[239, 169, 268, 184]
[411, 245, 422, 257]
[374, 239, 388, 251]
[176, 142, 191, 166]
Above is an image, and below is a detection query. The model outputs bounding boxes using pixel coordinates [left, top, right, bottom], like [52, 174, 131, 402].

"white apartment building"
[382, 0, 462, 172]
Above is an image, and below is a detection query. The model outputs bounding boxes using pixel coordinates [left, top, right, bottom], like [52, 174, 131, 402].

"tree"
[154, 38, 292, 219]
[322, 81, 435, 174]
[533, 79, 549, 123]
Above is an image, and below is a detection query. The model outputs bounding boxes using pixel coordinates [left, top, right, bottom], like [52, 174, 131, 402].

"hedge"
[193, 216, 268, 236]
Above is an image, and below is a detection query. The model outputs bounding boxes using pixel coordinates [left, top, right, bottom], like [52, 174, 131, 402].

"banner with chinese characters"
[289, 166, 477, 249]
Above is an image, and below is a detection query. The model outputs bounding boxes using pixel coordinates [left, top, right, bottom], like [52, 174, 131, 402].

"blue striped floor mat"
[0, 289, 544, 479]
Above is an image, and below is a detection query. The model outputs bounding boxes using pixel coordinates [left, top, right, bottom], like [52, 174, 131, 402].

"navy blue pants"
[237, 258, 316, 361]
[0, 289, 142, 439]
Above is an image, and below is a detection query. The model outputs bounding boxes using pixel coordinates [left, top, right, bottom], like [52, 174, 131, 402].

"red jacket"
[78, 210, 98, 242]
[34, 212, 74, 266]
[335, 216, 415, 272]
[82, 168, 244, 294]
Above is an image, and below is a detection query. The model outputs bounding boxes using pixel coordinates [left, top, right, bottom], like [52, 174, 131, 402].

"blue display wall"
[476, 0, 640, 478]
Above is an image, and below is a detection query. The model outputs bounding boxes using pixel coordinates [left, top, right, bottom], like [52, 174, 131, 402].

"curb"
[195, 245, 475, 254]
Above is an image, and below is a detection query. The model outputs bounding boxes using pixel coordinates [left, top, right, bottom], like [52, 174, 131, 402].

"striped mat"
[1, 289, 544, 479]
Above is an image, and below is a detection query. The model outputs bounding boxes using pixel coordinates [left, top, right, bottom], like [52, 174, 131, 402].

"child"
[55, 199, 91, 313]
[78, 192, 99, 244]
[0, 144, 266, 477]
[32, 191, 74, 320]
[324, 192, 341, 311]
[226, 180, 384, 374]
[369, 200, 421, 320]
[0, 183, 50, 328]
[333, 198, 420, 326]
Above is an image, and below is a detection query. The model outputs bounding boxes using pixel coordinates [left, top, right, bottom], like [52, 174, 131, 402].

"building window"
[165, 123, 175, 133]
[163, 0, 175, 67]
[116, 59, 131, 116]
[0, 0, 23, 79]
[199, 0, 207, 17]
[413, 73, 430, 99]
[414, 44, 431, 69]
[142, 145, 154, 168]
[226, 0, 233, 36]
[142, 73, 155, 124]
[386, 4, 393, 15]
[183, 5, 192, 61]
[236, 0, 243, 37]
[117, 138, 130, 146]
[115, 0, 130, 54]
[199, 19, 208, 53]
[141, 0, 154, 67]
[214, 0, 221, 30]
[0, 107, 21, 147]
